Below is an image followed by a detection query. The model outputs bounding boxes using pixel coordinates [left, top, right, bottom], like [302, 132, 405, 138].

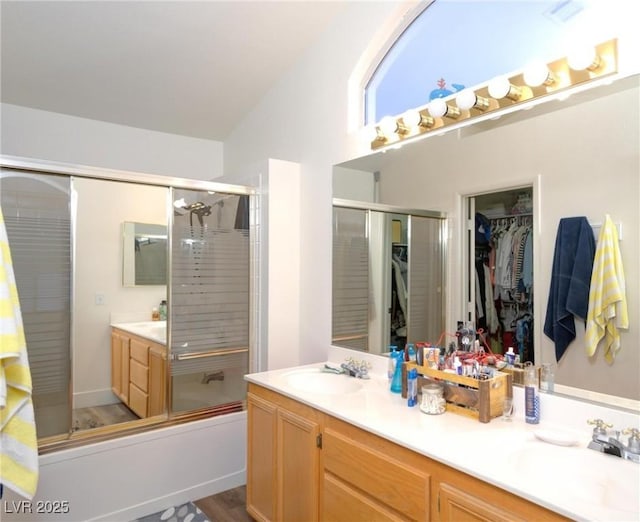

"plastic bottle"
[151, 307, 160, 321]
[407, 368, 418, 407]
[159, 300, 167, 321]
[407, 343, 416, 362]
[524, 362, 540, 424]
[387, 346, 399, 382]
[540, 363, 554, 393]
[505, 347, 516, 367]
[390, 352, 403, 394]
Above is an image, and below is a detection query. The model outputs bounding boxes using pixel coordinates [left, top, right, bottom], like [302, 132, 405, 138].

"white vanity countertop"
[111, 320, 166, 345]
[245, 362, 640, 522]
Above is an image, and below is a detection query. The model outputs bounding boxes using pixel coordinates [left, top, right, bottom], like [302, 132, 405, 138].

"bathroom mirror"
[332, 75, 639, 404]
[122, 221, 168, 286]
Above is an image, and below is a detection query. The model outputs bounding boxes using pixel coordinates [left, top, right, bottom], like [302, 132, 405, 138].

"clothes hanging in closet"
[474, 213, 533, 357]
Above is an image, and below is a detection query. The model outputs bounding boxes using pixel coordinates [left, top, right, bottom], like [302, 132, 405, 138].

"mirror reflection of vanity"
[333, 74, 639, 405]
[122, 221, 167, 287]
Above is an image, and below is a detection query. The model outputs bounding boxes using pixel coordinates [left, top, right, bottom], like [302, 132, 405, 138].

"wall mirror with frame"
[122, 221, 168, 287]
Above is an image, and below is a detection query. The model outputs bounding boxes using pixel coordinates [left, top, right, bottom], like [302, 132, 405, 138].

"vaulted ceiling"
[1, 1, 347, 141]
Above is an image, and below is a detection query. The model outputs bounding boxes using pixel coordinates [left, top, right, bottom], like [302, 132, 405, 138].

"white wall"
[1, 103, 224, 180]
[224, 1, 406, 367]
[73, 178, 167, 407]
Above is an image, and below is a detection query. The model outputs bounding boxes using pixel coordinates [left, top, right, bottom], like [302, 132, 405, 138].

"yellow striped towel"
[585, 214, 628, 363]
[0, 208, 39, 499]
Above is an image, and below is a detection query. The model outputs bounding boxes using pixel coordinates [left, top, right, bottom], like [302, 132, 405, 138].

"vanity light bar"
[369, 38, 618, 150]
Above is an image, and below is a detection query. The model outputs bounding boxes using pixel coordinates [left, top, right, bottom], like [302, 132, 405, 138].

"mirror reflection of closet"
[465, 186, 534, 363]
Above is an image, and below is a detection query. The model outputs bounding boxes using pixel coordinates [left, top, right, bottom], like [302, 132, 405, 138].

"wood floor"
[194, 485, 253, 522]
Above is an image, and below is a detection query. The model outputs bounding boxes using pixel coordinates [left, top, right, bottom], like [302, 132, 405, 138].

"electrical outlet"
[95, 293, 106, 305]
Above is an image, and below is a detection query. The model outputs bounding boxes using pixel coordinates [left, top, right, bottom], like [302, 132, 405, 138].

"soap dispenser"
[390, 351, 403, 394]
[159, 300, 167, 321]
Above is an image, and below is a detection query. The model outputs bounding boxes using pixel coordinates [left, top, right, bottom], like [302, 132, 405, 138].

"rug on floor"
[133, 501, 210, 522]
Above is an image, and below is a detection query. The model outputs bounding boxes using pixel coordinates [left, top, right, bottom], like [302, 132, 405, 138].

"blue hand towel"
[543, 217, 596, 361]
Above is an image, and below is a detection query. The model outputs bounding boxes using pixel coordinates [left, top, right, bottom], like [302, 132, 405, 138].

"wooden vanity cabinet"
[110, 328, 166, 418]
[247, 383, 570, 522]
[247, 384, 322, 522]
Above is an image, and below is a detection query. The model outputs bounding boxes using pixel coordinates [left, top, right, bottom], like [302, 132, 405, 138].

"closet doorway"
[464, 186, 534, 363]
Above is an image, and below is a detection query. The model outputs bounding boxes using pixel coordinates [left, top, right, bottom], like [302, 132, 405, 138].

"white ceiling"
[1, 1, 348, 141]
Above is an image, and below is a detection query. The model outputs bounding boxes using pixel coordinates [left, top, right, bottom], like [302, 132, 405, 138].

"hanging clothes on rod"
[473, 213, 534, 358]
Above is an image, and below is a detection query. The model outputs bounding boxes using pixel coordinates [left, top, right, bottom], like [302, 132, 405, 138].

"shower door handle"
[172, 347, 248, 361]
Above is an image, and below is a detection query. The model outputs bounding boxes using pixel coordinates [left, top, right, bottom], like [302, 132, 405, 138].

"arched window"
[365, 0, 623, 125]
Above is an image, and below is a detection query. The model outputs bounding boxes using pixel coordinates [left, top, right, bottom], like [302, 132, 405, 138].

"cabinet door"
[247, 393, 278, 522]
[148, 344, 166, 417]
[111, 331, 129, 402]
[111, 332, 122, 398]
[277, 408, 320, 522]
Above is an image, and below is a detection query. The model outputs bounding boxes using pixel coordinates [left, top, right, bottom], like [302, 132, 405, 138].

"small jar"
[540, 363, 555, 393]
[420, 383, 446, 415]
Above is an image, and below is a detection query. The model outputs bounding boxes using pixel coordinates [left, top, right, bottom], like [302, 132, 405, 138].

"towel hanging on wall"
[585, 214, 628, 363]
[543, 216, 596, 362]
[0, 208, 39, 499]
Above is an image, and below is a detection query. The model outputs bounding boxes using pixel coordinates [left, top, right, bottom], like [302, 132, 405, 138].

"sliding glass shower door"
[170, 188, 250, 414]
[0, 169, 72, 438]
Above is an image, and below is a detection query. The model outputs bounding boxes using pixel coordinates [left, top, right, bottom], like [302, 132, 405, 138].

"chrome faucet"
[340, 358, 370, 379]
[587, 419, 640, 463]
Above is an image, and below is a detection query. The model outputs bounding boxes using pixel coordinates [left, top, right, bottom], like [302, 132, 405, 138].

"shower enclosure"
[0, 159, 255, 448]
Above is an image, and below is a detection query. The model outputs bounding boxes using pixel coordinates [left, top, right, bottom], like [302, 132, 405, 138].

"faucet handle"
[587, 419, 613, 435]
[623, 428, 640, 452]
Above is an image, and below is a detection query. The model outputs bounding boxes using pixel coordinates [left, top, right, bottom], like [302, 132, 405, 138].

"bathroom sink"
[506, 442, 636, 513]
[113, 321, 166, 343]
[282, 367, 363, 395]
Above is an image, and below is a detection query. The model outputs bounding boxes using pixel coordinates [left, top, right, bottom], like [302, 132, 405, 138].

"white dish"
[534, 429, 579, 447]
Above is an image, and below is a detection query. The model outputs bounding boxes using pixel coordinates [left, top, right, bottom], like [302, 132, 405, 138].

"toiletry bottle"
[159, 300, 167, 321]
[524, 362, 540, 424]
[390, 352, 403, 394]
[407, 368, 418, 407]
[505, 347, 515, 367]
[151, 307, 160, 321]
[407, 343, 416, 362]
[387, 345, 398, 382]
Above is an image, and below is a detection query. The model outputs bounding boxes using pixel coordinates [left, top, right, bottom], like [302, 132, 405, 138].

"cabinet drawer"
[129, 358, 149, 392]
[323, 427, 429, 521]
[129, 383, 148, 418]
[130, 338, 149, 364]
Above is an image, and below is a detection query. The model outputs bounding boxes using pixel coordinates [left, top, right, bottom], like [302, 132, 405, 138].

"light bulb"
[567, 47, 601, 71]
[523, 61, 555, 87]
[428, 99, 447, 118]
[428, 98, 460, 119]
[488, 76, 522, 101]
[365, 124, 384, 143]
[379, 116, 399, 137]
[456, 89, 489, 111]
[403, 109, 434, 129]
[402, 109, 421, 128]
